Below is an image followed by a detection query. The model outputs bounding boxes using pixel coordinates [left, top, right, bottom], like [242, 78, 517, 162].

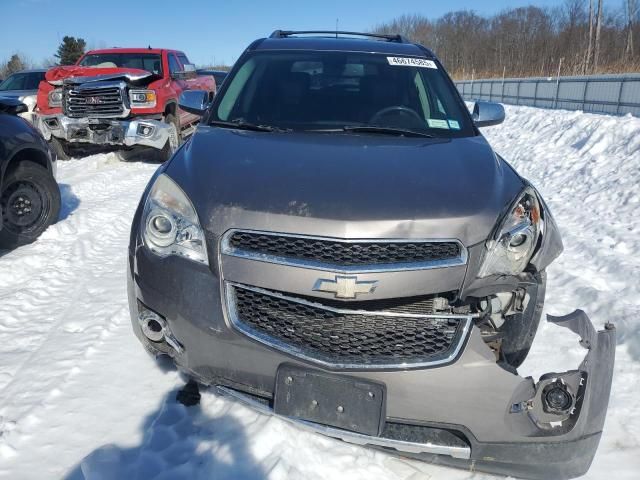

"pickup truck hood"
[167, 127, 525, 246]
[45, 66, 155, 86]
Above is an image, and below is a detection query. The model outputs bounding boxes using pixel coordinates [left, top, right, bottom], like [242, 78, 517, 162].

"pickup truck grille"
[227, 284, 470, 368]
[225, 231, 464, 270]
[63, 85, 126, 118]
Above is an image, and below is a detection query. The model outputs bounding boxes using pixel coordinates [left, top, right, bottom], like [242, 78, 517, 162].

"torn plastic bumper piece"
[214, 310, 615, 480]
[404, 310, 616, 480]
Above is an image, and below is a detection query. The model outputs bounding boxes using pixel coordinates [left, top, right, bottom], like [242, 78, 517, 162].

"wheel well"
[2, 148, 50, 185]
[164, 101, 177, 117]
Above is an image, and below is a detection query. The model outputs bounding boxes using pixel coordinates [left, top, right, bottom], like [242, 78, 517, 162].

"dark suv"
[127, 31, 615, 479]
[1, 97, 60, 249]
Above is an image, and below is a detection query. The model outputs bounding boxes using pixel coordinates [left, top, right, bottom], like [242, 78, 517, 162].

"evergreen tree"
[54, 36, 86, 65]
[5, 54, 25, 75]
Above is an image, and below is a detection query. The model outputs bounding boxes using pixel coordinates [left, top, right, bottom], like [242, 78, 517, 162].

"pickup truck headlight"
[478, 187, 541, 278]
[129, 89, 157, 108]
[48, 88, 63, 107]
[142, 174, 208, 264]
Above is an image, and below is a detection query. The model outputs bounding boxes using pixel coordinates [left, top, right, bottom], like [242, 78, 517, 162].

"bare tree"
[593, 0, 604, 71]
[373, 1, 638, 79]
[626, 0, 638, 59]
[584, 0, 595, 73]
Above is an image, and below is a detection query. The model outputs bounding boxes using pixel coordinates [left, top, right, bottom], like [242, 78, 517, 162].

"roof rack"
[270, 30, 409, 43]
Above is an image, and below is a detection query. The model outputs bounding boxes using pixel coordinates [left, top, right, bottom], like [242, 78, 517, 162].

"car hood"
[44, 66, 156, 86]
[0, 89, 37, 99]
[167, 127, 525, 246]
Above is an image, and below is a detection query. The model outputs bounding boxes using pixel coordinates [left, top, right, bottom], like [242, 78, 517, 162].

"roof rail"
[270, 30, 409, 43]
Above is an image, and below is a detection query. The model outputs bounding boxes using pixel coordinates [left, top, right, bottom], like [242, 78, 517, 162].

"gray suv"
[127, 31, 615, 479]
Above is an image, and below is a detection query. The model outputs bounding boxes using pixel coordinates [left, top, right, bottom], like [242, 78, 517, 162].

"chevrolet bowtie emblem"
[313, 275, 378, 299]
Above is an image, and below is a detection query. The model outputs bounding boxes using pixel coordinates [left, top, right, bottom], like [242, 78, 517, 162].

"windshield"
[212, 51, 473, 137]
[78, 53, 162, 75]
[0, 71, 45, 91]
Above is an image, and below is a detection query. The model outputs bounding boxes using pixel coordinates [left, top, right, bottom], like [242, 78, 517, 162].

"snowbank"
[0, 106, 638, 479]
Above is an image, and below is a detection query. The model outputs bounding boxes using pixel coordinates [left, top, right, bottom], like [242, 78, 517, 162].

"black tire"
[115, 147, 151, 163]
[157, 113, 181, 163]
[49, 137, 71, 161]
[0, 161, 61, 249]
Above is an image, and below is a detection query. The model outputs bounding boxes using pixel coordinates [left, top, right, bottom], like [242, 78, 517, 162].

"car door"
[169, 53, 200, 127]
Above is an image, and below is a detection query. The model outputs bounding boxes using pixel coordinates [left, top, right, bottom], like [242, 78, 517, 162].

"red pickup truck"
[35, 48, 216, 161]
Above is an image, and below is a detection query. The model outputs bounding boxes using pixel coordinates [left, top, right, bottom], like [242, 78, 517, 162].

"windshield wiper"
[341, 125, 435, 138]
[210, 120, 290, 132]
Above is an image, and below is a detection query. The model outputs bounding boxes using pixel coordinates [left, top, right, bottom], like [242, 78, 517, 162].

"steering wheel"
[369, 106, 423, 125]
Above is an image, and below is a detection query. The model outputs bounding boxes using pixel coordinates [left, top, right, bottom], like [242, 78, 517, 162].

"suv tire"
[0, 161, 61, 249]
[158, 113, 181, 163]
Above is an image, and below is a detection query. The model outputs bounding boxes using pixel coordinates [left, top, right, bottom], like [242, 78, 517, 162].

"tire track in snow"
[0, 154, 157, 453]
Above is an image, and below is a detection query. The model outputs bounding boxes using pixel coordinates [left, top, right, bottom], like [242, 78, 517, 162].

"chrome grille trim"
[63, 82, 129, 118]
[221, 229, 468, 273]
[224, 282, 474, 370]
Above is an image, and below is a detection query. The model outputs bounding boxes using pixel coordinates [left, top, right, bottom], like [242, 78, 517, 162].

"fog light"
[542, 380, 573, 414]
[137, 124, 154, 136]
[139, 310, 166, 343]
[137, 304, 185, 354]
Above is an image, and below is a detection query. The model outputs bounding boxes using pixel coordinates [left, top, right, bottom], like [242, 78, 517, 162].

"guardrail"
[455, 74, 640, 116]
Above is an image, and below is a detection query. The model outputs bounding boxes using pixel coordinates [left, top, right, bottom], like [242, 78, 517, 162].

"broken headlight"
[142, 174, 208, 265]
[478, 187, 541, 277]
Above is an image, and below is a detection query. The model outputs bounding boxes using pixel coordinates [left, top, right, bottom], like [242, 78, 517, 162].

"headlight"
[129, 89, 157, 108]
[142, 174, 208, 264]
[477, 187, 542, 278]
[48, 88, 62, 107]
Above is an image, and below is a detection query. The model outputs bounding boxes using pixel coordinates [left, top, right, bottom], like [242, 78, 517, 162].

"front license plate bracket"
[273, 364, 386, 436]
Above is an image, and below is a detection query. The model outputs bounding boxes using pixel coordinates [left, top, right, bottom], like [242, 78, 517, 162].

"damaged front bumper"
[127, 244, 615, 480]
[211, 312, 616, 480]
[36, 113, 175, 151]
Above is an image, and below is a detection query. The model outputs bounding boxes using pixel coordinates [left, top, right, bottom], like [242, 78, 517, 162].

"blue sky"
[0, 0, 625, 67]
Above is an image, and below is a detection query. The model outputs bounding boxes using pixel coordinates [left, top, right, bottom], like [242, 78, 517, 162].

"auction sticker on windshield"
[387, 57, 437, 69]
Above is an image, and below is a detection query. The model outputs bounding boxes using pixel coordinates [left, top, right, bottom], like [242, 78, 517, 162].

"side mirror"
[472, 101, 505, 128]
[179, 90, 209, 116]
[0, 97, 28, 115]
[183, 63, 196, 73]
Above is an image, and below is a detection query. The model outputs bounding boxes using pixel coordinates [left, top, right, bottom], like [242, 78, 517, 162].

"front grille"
[63, 85, 125, 118]
[226, 231, 462, 268]
[229, 284, 469, 368]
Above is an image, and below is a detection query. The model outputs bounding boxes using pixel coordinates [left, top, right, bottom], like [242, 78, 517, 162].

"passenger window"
[0, 73, 26, 90]
[414, 72, 431, 119]
[218, 58, 257, 120]
[24, 73, 43, 90]
[169, 54, 182, 74]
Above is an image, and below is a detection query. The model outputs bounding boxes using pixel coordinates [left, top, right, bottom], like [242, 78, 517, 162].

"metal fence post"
[516, 80, 521, 105]
[553, 58, 563, 109]
[533, 80, 539, 107]
[471, 70, 475, 100]
[616, 79, 625, 115]
[582, 79, 589, 112]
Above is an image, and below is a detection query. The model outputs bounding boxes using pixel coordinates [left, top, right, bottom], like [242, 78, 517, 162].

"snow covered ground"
[0, 105, 639, 479]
